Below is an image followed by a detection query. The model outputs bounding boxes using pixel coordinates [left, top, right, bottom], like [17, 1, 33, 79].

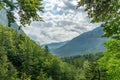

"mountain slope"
[42, 41, 69, 50]
[51, 27, 107, 56]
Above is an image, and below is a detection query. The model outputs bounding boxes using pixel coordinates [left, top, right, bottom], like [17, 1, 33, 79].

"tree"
[44, 45, 49, 55]
[77, 0, 120, 38]
[98, 39, 120, 80]
[0, 0, 43, 27]
[0, 47, 18, 80]
[36, 70, 53, 80]
[82, 60, 93, 80]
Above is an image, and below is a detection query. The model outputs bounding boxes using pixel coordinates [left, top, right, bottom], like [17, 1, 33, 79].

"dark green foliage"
[0, 47, 18, 80]
[44, 45, 49, 55]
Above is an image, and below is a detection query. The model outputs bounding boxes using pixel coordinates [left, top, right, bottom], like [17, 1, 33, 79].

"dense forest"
[0, 25, 78, 80]
[0, 0, 120, 80]
[62, 53, 103, 80]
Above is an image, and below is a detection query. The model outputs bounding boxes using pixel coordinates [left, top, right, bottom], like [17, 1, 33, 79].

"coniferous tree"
[0, 47, 18, 80]
[44, 45, 49, 56]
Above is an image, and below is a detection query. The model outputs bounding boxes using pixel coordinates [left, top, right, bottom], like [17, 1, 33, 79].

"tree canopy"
[98, 39, 120, 80]
[78, 0, 120, 38]
[0, 0, 43, 27]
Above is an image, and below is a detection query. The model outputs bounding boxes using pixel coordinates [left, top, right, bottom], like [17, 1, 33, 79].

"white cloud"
[23, 0, 101, 45]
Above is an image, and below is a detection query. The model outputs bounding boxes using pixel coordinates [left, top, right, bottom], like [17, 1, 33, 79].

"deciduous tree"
[78, 0, 120, 38]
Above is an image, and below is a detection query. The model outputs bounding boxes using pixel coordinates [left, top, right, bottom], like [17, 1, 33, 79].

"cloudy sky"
[23, 0, 101, 45]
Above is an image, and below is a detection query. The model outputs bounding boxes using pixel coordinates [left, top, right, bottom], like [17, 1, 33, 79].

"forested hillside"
[0, 25, 78, 80]
[62, 53, 103, 80]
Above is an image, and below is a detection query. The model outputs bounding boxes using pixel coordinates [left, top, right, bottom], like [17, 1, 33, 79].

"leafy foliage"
[98, 39, 120, 80]
[77, 0, 120, 38]
[0, 0, 43, 26]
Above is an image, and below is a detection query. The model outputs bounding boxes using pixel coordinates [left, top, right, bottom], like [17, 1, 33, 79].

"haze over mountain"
[50, 27, 108, 56]
[0, 9, 25, 34]
[42, 41, 68, 50]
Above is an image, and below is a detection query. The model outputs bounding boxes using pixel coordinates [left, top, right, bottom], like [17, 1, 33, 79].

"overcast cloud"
[23, 0, 101, 45]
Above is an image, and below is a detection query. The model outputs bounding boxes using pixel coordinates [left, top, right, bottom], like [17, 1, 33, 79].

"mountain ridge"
[51, 27, 107, 56]
[42, 41, 69, 50]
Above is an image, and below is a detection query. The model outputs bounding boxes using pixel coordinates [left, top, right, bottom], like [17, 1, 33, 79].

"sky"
[23, 0, 101, 45]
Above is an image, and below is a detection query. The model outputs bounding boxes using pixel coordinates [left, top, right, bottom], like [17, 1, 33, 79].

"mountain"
[51, 27, 108, 56]
[42, 41, 69, 50]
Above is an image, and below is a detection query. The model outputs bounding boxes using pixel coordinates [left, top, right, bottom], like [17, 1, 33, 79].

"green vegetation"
[0, 25, 78, 80]
[98, 39, 120, 80]
[62, 53, 103, 80]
